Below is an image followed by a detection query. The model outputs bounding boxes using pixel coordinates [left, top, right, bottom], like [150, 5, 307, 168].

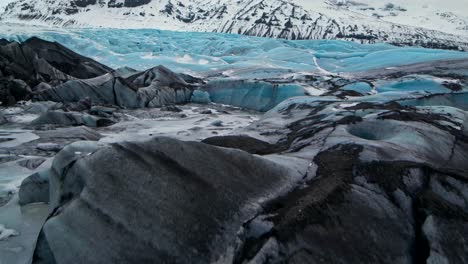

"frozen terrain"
[0, 24, 467, 264]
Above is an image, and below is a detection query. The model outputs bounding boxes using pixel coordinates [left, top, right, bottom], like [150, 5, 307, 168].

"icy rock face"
[32, 137, 302, 263]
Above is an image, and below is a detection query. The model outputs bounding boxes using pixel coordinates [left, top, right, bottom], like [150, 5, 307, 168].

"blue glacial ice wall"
[202, 80, 307, 112]
[1, 25, 468, 75]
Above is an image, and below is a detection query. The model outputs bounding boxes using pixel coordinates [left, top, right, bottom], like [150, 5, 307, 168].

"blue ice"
[1, 25, 467, 75]
[203, 80, 307, 112]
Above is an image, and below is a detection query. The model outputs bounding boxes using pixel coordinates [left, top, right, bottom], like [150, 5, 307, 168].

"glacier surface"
[1, 24, 468, 76]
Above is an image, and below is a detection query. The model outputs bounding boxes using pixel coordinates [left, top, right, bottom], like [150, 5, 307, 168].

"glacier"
[1, 24, 468, 112]
[1, 24, 468, 76]
[1, 22, 468, 264]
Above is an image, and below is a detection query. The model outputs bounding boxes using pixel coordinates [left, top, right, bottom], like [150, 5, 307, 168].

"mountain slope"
[1, 0, 467, 50]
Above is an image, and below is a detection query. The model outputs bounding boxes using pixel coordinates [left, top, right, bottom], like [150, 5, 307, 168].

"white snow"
[295, 0, 468, 36]
[0, 0, 466, 46]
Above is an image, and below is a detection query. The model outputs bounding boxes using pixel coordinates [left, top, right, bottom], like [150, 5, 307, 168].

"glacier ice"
[190, 90, 211, 104]
[1, 24, 467, 76]
[202, 80, 307, 112]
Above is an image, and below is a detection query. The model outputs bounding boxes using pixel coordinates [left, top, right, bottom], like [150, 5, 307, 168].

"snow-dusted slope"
[1, 0, 467, 50]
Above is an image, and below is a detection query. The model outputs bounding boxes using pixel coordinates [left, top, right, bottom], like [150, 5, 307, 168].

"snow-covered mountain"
[1, 0, 468, 50]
